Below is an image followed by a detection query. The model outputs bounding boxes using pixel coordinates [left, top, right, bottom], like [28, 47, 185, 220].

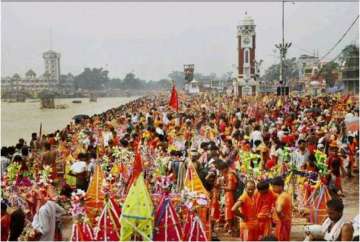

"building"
[184, 64, 200, 94]
[25, 69, 36, 80]
[233, 13, 259, 97]
[341, 48, 359, 94]
[1, 50, 73, 99]
[43, 50, 61, 82]
[295, 55, 322, 94]
[187, 79, 200, 94]
[297, 54, 320, 81]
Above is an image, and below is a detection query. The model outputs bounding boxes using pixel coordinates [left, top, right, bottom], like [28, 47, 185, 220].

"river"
[1, 97, 138, 146]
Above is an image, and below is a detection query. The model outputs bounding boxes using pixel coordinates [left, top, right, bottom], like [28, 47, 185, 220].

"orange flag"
[169, 83, 179, 112]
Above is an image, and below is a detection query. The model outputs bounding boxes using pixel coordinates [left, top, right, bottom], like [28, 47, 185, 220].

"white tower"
[43, 50, 61, 83]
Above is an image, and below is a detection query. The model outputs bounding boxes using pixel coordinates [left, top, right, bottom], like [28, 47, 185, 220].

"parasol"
[72, 114, 90, 121]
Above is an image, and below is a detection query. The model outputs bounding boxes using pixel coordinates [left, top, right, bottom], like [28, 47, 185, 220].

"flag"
[169, 83, 179, 112]
[125, 145, 143, 193]
[39, 122, 42, 140]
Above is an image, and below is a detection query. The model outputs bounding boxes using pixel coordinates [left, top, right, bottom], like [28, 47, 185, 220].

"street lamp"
[275, 0, 294, 96]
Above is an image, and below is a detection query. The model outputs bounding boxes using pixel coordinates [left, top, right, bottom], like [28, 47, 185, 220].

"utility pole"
[275, 0, 293, 96]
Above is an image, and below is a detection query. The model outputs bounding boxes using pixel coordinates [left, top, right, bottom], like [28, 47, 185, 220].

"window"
[244, 49, 249, 64]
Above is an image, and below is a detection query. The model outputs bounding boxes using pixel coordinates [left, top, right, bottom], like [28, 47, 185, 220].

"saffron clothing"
[255, 190, 277, 239]
[224, 170, 238, 221]
[238, 191, 259, 241]
[274, 192, 292, 241]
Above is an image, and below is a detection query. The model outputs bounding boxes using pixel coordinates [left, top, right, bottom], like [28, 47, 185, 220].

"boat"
[55, 104, 68, 109]
[72, 100, 82, 104]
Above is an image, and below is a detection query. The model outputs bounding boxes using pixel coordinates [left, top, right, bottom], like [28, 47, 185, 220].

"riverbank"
[1, 96, 139, 146]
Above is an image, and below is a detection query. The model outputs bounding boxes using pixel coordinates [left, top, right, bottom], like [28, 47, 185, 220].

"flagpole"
[39, 122, 42, 142]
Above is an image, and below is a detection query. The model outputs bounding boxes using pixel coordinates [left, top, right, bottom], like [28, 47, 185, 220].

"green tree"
[122, 73, 146, 89]
[321, 61, 339, 87]
[261, 58, 299, 83]
[109, 78, 123, 89]
[74, 68, 109, 90]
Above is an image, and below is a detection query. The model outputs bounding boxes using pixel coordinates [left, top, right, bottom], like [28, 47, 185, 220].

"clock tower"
[233, 13, 258, 97]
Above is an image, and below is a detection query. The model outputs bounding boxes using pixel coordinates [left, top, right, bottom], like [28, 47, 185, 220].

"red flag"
[126, 143, 143, 193]
[169, 84, 179, 112]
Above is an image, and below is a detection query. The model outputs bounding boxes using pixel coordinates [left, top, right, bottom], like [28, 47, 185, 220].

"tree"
[157, 79, 172, 90]
[321, 61, 339, 87]
[168, 71, 185, 88]
[122, 73, 146, 90]
[261, 57, 299, 83]
[109, 78, 123, 89]
[261, 64, 280, 83]
[74, 68, 109, 90]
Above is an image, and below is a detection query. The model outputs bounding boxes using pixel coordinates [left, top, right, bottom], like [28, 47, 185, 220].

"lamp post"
[275, 0, 294, 96]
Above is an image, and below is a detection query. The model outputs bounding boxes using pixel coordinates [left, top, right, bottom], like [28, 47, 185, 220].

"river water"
[1, 97, 138, 146]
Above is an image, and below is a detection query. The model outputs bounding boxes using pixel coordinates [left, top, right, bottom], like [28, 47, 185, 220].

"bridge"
[1, 90, 33, 102]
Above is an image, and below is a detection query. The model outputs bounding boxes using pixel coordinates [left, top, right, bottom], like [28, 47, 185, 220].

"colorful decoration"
[39, 165, 52, 184]
[183, 211, 207, 241]
[6, 162, 21, 182]
[153, 194, 182, 241]
[183, 162, 209, 196]
[120, 173, 154, 241]
[65, 154, 77, 187]
[314, 150, 328, 174]
[85, 165, 105, 223]
[93, 184, 121, 242]
[305, 181, 331, 224]
[70, 190, 94, 242]
[239, 151, 261, 176]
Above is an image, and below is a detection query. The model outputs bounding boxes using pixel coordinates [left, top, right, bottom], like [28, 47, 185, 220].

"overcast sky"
[1, 2, 359, 80]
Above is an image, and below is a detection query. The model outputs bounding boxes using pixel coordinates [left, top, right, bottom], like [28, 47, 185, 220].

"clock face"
[244, 37, 250, 44]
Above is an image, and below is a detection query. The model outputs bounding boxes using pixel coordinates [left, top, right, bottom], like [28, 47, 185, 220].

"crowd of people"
[0, 92, 359, 241]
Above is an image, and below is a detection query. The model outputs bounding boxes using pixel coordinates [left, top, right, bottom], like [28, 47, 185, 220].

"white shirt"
[103, 131, 113, 147]
[70, 161, 88, 174]
[250, 130, 263, 143]
[131, 114, 139, 124]
[162, 113, 170, 125]
[32, 201, 65, 241]
[1, 156, 10, 176]
[353, 214, 359, 238]
[291, 149, 306, 169]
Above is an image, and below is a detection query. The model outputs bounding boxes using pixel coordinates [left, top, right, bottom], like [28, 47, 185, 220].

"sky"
[1, 2, 359, 81]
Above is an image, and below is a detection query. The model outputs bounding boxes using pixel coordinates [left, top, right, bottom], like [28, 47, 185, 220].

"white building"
[187, 79, 200, 94]
[297, 54, 320, 81]
[43, 50, 61, 82]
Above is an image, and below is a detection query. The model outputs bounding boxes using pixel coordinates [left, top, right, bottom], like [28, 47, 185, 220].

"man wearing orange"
[255, 181, 277, 240]
[271, 177, 292, 241]
[232, 180, 258, 241]
[217, 162, 238, 234]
